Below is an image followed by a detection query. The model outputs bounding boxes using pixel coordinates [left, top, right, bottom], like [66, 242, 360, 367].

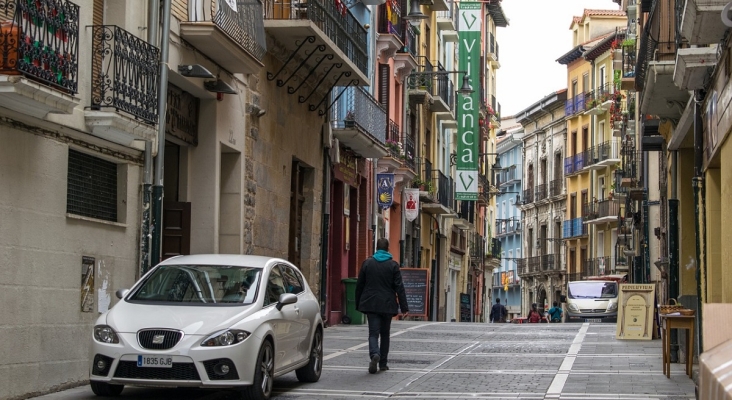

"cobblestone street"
[34, 321, 696, 400]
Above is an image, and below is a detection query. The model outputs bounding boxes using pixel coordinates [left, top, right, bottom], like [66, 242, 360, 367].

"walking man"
[355, 238, 409, 374]
[489, 298, 507, 323]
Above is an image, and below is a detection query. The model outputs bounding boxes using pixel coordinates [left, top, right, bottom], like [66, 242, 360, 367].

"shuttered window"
[67, 149, 118, 222]
[378, 64, 390, 108]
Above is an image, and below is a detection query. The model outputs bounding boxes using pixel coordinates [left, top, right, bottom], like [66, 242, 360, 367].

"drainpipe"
[150, 0, 172, 266]
[668, 150, 680, 362]
[320, 150, 332, 318]
[693, 89, 706, 353]
[400, 77, 408, 267]
[140, 0, 159, 276]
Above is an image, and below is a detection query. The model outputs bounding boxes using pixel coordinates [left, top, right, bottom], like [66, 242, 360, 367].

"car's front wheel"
[241, 340, 274, 400]
[90, 381, 124, 397]
[296, 328, 322, 383]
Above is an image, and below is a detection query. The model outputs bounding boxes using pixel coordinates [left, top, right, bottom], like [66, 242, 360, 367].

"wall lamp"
[178, 64, 215, 79]
[403, 0, 428, 21]
[411, 70, 473, 97]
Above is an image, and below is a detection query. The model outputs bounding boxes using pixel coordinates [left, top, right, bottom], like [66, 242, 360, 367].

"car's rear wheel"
[90, 381, 124, 397]
[296, 328, 322, 382]
[241, 340, 274, 400]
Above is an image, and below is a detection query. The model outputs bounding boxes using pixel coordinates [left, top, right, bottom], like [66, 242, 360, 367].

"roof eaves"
[488, 1, 509, 28]
[556, 45, 585, 65]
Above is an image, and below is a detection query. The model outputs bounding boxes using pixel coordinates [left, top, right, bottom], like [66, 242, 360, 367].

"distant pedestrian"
[489, 298, 507, 323]
[527, 303, 542, 323]
[548, 301, 563, 323]
[355, 238, 409, 374]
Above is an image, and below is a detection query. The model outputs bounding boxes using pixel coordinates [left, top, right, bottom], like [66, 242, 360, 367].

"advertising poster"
[616, 283, 655, 340]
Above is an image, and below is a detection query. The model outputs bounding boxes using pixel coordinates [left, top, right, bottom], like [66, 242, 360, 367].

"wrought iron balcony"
[582, 199, 621, 225]
[499, 166, 519, 185]
[263, 0, 368, 82]
[85, 25, 159, 146]
[585, 139, 621, 170]
[535, 183, 548, 202]
[435, 0, 457, 33]
[437, 171, 453, 210]
[180, 0, 266, 74]
[488, 238, 501, 259]
[583, 82, 614, 114]
[403, 133, 416, 172]
[375, 1, 403, 61]
[583, 256, 615, 277]
[522, 188, 534, 205]
[89, 26, 159, 125]
[549, 178, 563, 197]
[330, 87, 388, 158]
[495, 218, 520, 237]
[0, 0, 79, 117]
[573, 152, 584, 172]
[477, 172, 490, 205]
[564, 155, 575, 175]
[488, 31, 499, 67]
[469, 232, 484, 265]
[385, 119, 402, 160]
[562, 217, 587, 239]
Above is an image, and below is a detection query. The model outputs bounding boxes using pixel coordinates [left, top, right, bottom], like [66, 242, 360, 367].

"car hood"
[106, 301, 258, 335]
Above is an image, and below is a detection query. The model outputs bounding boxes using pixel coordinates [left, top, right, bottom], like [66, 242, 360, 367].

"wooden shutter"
[93, 0, 103, 25]
[172, 0, 188, 22]
[378, 63, 390, 108]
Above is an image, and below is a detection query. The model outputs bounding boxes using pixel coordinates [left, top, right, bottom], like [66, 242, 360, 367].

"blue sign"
[376, 173, 394, 210]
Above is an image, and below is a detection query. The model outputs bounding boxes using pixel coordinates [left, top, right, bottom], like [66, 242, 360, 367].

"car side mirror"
[560, 294, 567, 303]
[115, 289, 129, 299]
[276, 293, 298, 311]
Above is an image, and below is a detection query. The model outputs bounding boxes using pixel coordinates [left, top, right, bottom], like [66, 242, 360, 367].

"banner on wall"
[456, 1, 482, 201]
[404, 188, 419, 221]
[376, 173, 394, 210]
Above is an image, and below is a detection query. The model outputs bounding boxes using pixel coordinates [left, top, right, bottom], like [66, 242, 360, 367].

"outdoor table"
[661, 314, 695, 379]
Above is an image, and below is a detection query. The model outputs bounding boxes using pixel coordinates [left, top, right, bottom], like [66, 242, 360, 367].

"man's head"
[495, 298, 501, 304]
[553, 301, 558, 307]
[376, 238, 389, 251]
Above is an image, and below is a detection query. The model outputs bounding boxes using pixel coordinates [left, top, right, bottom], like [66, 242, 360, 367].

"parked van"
[565, 275, 626, 323]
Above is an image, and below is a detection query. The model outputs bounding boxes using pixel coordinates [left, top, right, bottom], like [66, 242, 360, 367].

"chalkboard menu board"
[400, 268, 429, 318]
[460, 293, 471, 322]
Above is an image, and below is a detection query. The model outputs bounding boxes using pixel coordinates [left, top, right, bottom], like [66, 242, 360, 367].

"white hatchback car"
[89, 254, 324, 400]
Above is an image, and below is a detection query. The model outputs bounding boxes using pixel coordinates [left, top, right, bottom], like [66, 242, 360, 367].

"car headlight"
[607, 302, 618, 311]
[201, 329, 250, 347]
[567, 303, 579, 312]
[93, 325, 119, 344]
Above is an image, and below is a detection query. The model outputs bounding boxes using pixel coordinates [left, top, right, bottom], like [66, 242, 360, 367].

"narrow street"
[34, 321, 695, 400]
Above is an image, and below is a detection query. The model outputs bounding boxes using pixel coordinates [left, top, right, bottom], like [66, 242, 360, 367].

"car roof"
[157, 254, 290, 269]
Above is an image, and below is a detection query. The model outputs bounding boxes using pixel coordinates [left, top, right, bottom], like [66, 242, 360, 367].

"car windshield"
[568, 281, 618, 299]
[128, 265, 262, 305]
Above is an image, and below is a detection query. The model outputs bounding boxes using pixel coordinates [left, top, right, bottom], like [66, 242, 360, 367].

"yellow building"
[557, 10, 626, 282]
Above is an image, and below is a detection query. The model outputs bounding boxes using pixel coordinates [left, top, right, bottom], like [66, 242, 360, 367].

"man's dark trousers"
[366, 312, 392, 367]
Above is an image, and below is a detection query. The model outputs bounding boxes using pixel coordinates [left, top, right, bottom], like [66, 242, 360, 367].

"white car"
[89, 254, 324, 400]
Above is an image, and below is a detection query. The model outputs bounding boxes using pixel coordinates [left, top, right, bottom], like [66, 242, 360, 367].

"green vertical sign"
[456, 1, 481, 201]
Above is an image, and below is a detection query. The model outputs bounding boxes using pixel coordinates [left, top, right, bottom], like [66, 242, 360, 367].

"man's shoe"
[379, 365, 389, 371]
[368, 354, 380, 374]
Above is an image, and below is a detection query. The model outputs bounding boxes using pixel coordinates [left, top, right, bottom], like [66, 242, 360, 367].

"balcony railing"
[403, 134, 416, 171]
[584, 82, 614, 110]
[549, 178, 563, 197]
[535, 183, 548, 202]
[401, 23, 417, 57]
[0, 0, 80, 93]
[457, 200, 474, 224]
[264, 0, 368, 74]
[561, 217, 587, 238]
[210, 0, 266, 61]
[470, 232, 484, 263]
[564, 155, 575, 175]
[495, 218, 520, 236]
[582, 199, 621, 222]
[573, 152, 584, 172]
[583, 256, 615, 277]
[522, 188, 534, 205]
[330, 86, 386, 143]
[386, 119, 401, 158]
[489, 238, 501, 259]
[437, 171, 452, 209]
[499, 166, 518, 185]
[90, 25, 160, 124]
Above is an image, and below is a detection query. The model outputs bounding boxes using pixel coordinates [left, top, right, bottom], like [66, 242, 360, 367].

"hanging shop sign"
[456, 1, 482, 201]
[404, 188, 419, 221]
[376, 173, 394, 210]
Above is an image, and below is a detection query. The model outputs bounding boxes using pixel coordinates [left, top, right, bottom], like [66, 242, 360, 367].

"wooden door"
[289, 161, 304, 266]
[162, 201, 191, 259]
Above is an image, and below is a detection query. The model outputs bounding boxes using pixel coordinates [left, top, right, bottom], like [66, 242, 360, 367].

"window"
[280, 265, 304, 295]
[264, 266, 286, 306]
[67, 149, 118, 222]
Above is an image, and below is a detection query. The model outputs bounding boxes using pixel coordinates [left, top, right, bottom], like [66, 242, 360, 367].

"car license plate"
[137, 355, 173, 368]
[585, 318, 602, 323]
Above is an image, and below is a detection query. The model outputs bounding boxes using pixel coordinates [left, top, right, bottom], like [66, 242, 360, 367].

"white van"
[565, 278, 623, 323]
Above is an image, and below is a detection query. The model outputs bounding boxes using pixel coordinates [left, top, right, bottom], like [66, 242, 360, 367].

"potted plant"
[385, 139, 402, 158]
[344, 110, 355, 127]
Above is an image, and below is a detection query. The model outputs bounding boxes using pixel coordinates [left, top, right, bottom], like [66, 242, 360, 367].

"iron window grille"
[67, 149, 117, 222]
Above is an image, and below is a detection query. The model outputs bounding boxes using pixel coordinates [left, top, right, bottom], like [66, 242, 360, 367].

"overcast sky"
[495, 0, 620, 117]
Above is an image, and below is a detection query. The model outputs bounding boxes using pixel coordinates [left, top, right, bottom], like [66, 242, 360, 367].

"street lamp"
[403, 0, 428, 21]
[408, 70, 473, 98]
